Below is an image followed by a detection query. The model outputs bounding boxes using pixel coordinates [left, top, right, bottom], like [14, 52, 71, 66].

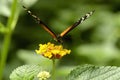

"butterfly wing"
[59, 10, 95, 37]
[23, 6, 58, 41]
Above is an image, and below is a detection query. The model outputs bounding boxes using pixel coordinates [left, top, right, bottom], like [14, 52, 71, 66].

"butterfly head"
[54, 35, 63, 43]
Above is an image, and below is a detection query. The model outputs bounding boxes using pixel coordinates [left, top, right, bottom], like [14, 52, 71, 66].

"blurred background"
[0, 0, 120, 80]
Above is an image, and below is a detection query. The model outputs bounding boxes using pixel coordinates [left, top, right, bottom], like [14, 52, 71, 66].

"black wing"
[23, 6, 58, 41]
[59, 10, 95, 37]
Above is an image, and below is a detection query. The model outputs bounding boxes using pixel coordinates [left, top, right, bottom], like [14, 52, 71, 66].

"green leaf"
[67, 64, 120, 80]
[10, 65, 42, 80]
[0, 0, 11, 17]
[75, 44, 119, 63]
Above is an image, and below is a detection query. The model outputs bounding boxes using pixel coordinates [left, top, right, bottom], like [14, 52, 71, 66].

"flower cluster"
[37, 71, 50, 80]
[35, 42, 71, 59]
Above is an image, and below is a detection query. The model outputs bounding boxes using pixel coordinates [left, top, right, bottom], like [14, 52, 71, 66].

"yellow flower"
[37, 71, 51, 80]
[35, 42, 71, 59]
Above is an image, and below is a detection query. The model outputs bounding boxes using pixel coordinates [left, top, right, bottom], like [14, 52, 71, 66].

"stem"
[0, 0, 19, 80]
[52, 59, 56, 80]
[0, 32, 12, 80]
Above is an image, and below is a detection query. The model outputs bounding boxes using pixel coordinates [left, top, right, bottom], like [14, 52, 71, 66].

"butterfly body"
[23, 6, 94, 43]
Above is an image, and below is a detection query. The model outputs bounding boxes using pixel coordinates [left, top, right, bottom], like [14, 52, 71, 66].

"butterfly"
[23, 6, 94, 43]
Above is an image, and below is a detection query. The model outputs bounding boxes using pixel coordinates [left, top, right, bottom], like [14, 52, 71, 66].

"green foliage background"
[0, 0, 120, 80]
